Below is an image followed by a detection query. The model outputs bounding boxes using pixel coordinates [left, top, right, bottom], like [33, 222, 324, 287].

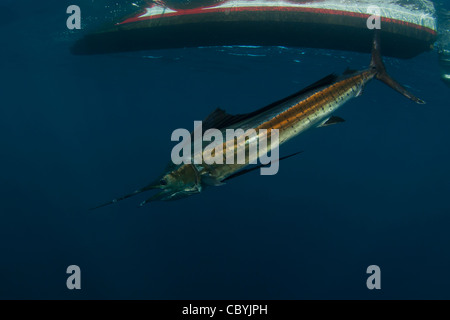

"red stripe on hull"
[118, 6, 437, 36]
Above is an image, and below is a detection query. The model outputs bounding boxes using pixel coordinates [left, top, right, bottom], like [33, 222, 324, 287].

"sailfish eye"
[160, 179, 168, 186]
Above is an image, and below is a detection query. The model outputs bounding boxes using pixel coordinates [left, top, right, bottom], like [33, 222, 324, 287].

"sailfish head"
[90, 162, 202, 210]
[140, 163, 202, 205]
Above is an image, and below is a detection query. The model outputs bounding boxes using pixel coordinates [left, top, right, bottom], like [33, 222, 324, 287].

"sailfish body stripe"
[257, 71, 372, 145]
[204, 70, 375, 181]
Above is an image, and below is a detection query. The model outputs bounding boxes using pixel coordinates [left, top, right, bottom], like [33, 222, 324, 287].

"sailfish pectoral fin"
[139, 196, 157, 208]
[222, 151, 304, 182]
[202, 175, 226, 186]
[139, 190, 170, 207]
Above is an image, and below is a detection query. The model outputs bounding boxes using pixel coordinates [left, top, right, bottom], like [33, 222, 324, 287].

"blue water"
[1, 1, 450, 299]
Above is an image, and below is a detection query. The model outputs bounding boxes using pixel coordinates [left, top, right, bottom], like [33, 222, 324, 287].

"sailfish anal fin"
[317, 116, 346, 128]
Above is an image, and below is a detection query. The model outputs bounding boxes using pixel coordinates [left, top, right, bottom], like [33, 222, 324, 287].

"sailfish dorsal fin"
[195, 73, 339, 133]
[253, 73, 338, 114]
[202, 108, 247, 131]
[343, 68, 358, 75]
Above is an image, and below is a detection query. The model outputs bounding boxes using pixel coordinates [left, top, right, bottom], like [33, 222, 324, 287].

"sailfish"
[92, 31, 424, 209]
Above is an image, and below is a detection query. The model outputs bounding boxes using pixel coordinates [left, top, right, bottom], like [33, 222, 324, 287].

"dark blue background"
[1, 0, 449, 299]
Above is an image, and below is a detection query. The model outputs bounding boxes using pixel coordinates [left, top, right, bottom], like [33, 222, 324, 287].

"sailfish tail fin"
[370, 30, 425, 104]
